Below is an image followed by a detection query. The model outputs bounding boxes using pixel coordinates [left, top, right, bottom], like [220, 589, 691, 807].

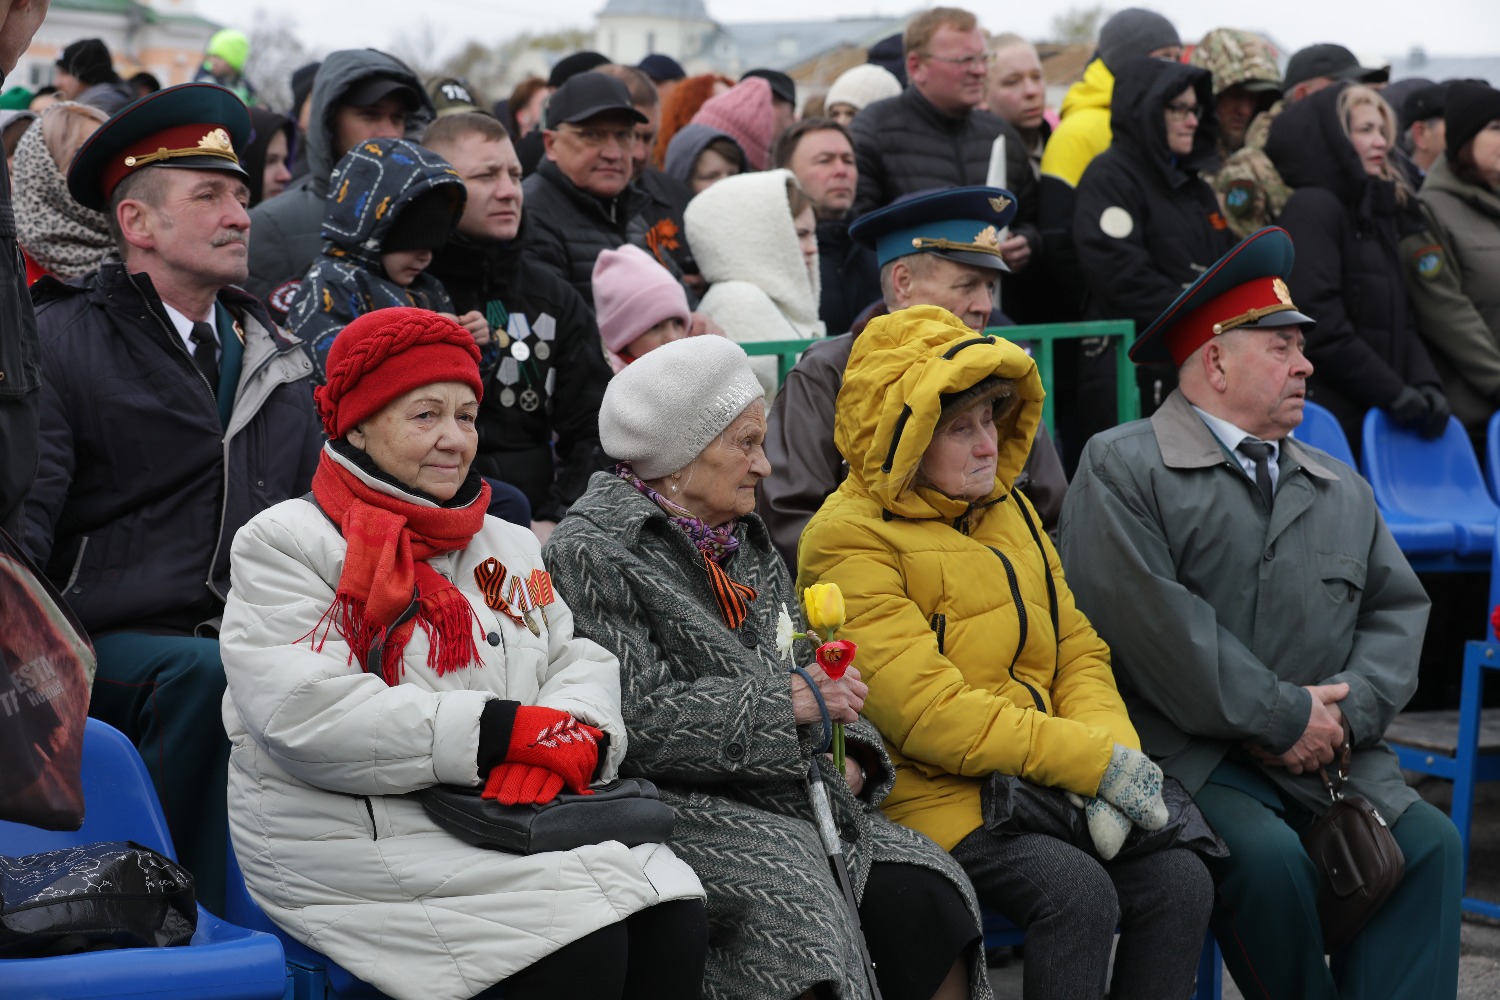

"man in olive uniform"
[1060, 227, 1461, 999]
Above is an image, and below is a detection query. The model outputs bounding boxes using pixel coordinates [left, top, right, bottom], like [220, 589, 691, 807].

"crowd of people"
[0, 0, 1489, 997]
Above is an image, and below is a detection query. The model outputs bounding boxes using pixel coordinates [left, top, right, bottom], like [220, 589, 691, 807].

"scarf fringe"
[416, 588, 484, 678]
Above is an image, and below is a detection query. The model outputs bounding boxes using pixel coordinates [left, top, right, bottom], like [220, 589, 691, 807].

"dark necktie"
[1237, 438, 1275, 510]
[189, 321, 219, 397]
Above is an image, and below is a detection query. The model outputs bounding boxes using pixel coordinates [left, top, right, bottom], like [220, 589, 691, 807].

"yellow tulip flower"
[803, 583, 846, 636]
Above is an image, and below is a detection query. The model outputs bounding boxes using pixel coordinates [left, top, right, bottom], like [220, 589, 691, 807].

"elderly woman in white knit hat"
[824, 63, 903, 128]
[545, 336, 993, 1000]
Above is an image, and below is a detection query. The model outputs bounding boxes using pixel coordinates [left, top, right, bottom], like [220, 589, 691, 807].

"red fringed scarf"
[305, 453, 492, 684]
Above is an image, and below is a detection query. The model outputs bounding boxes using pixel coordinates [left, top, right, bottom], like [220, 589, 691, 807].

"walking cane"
[793, 666, 885, 1000]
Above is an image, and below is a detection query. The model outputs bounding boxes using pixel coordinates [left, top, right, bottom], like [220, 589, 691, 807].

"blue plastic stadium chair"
[981, 907, 1222, 998]
[1290, 400, 1358, 469]
[225, 836, 390, 1000]
[1361, 409, 1495, 566]
[0, 718, 287, 1000]
[1485, 410, 1500, 504]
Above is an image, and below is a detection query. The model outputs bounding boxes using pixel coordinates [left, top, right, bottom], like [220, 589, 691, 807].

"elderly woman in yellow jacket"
[798, 306, 1213, 1000]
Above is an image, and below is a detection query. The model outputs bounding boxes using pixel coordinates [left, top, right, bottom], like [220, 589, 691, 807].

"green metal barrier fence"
[740, 319, 1140, 433]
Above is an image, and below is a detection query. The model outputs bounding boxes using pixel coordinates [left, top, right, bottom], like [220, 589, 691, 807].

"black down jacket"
[0, 140, 39, 539]
[429, 228, 612, 522]
[1074, 58, 1233, 334]
[1068, 58, 1234, 438]
[23, 261, 322, 636]
[849, 86, 1041, 258]
[1265, 81, 1442, 444]
[521, 158, 687, 310]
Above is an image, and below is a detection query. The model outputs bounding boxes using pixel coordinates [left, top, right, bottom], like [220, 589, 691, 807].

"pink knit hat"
[592, 244, 692, 361]
[691, 76, 775, 171]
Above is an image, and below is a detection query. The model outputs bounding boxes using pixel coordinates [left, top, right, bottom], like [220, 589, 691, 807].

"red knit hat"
[691, 76, 775, 171]
[315, 307, 483, 440]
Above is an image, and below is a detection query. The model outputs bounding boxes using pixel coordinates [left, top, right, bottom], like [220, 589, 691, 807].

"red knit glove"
[483, 762, 565, 805]
[505, 706, 603, 796]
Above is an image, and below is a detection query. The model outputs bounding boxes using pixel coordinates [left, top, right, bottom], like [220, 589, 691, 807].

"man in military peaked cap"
[760, 186, 1067, 570]
[24, 83, 323, 912]
[1060, 228, 1461, 998]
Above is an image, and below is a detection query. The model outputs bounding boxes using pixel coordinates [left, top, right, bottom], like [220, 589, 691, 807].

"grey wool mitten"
[1085, 797, 1133, 860]
[1096, 743, 1169, 831]
[1064, 791, 1133, 860]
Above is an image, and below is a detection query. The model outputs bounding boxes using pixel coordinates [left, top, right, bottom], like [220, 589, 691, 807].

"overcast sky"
[192, 0, 1499, 65]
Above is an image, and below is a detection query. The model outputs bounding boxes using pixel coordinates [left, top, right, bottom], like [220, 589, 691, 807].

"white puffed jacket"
[220, 451, 702, 1000]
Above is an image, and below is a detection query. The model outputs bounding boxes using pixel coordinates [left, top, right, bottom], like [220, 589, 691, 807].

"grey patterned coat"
[546, 473, 992, 1000]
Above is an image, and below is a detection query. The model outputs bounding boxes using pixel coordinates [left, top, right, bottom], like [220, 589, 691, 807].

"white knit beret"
[600, 336, 765, 479]
[825, 64, 903, 115]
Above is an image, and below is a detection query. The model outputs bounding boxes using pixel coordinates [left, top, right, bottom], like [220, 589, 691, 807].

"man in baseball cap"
[28, 82, 323, 914]
[1283, 42, 1389, 100]
[523, 71, 691, 309]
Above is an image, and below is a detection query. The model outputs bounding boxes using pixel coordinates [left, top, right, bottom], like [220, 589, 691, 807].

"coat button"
[725, 742, 745, 760]
[487, 632, 501, 646]
[739, 629, 759, 648]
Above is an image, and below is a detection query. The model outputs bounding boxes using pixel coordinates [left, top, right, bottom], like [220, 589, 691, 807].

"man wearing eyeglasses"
[849, 8, 1040, 287]
[523, 71, 690, 311]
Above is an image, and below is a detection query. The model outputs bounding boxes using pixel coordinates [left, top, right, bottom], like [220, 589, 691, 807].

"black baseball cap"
[341, 75, 421, 110]
[742, 68, 795, 107]
[1284, 43, 1389, 91]
[638, 54, 686, 83]
[547, 51, 610, 89]
[544, 72, 647, 129]
[1402, 82, 1450, 128]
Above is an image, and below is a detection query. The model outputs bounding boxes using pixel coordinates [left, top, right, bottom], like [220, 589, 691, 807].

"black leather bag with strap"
[1300, 731, 1406, 954]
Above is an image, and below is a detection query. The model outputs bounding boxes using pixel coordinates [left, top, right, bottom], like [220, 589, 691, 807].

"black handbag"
[980, 773, 1229, 861]
[1301, 739, 1406, 954]
[417, 778, 676, 855]
[0, 840, 197, 958]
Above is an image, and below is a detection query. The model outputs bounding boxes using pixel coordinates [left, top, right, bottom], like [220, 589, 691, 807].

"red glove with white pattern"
[499, 706, 603, 797]
[483, 762, 565, 805]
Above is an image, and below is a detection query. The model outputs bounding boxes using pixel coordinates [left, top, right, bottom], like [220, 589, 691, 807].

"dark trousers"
[952, 826, 1214, 999]
[88, 632, 229, 915]
[858, 862, 982, 1000]
[1197, 763, 1462, 999]
[476, 898, 708, 1000]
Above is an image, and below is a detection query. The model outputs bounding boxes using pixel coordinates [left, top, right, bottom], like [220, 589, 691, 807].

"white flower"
[775, 604, 795, 661]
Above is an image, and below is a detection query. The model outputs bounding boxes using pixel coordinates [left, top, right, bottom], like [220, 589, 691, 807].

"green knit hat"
[0, 86, 33, 110]
[206, 29, 250, 73]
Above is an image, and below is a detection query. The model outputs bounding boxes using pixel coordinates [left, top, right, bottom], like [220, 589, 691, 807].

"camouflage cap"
[1190, 28, 1282, 97]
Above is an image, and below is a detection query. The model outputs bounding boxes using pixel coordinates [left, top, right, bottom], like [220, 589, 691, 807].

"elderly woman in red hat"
[219, 307, 706, 1000]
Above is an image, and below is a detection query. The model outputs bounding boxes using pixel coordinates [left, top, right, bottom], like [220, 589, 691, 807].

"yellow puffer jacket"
[797, 306, 1139, 850]
[1039, 58, 1115, 189]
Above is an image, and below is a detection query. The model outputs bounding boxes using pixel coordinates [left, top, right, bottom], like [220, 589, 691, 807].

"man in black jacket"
[522, 72, 683, 310]
[424, 112, 612, 543]
[0, 0, 48, 540]
[24, 85, 323, 911]
[775, 118, 882, 337]
[849, 6, 1040, 279]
